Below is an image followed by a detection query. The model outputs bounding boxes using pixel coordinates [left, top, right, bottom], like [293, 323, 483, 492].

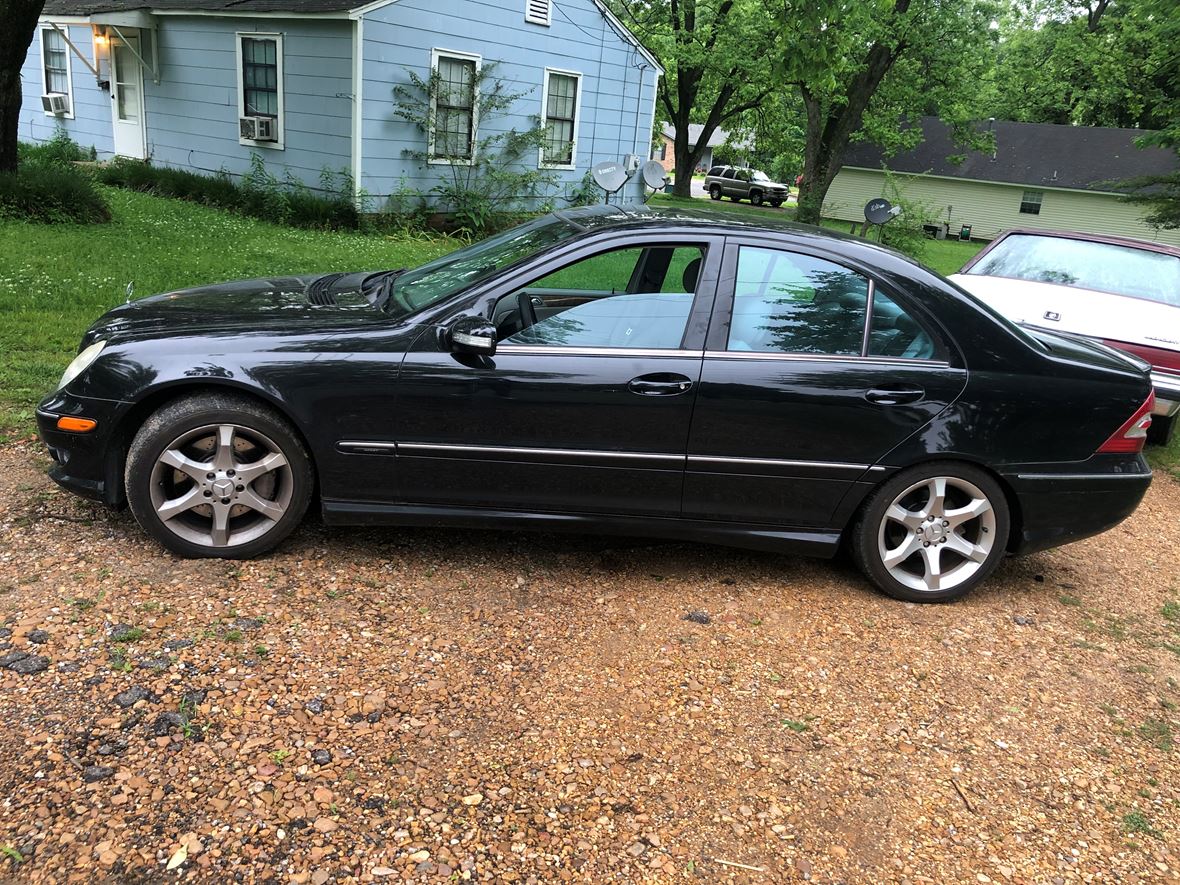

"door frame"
[109, 30, 147, 159]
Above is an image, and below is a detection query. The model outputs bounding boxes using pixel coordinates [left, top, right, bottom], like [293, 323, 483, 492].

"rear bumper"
[1151, 371, 1180, 417]
[1003, 457, 1152, 555]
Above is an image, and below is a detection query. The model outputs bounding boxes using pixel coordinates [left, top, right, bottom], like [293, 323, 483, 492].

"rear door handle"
[865, 386, 925, 405]
[628, 373, 694, 396]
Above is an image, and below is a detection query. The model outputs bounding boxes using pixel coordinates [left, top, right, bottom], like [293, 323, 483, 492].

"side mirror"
[450, 316, 498, 356]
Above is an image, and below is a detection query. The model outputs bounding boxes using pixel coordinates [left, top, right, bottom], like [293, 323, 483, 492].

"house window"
[41, 26, 72, 113]
[237, 33, 284, 148]
[541, 70, 580, 167]
[431, 51, 479, 162]
[525, 0, 551, 25]
[1019, 190, 1043, 215]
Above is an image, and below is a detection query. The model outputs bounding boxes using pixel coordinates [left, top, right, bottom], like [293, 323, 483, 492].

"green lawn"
[0, 187, 449, 431]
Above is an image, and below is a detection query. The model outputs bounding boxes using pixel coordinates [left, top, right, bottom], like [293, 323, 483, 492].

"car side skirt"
[320, 500, 843, 558]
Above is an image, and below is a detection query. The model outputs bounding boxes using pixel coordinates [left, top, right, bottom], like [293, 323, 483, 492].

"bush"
[0, 162, 111, 224]
[95, 155, 360, 230]
[18, 128, 95, 167]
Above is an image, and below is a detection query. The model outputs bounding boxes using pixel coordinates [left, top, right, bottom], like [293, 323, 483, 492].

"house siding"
[18, 24, 114, 157]
[358, 0, 658, 205]
[144, 18, 353, 189]
[824, 167, 1180, 247]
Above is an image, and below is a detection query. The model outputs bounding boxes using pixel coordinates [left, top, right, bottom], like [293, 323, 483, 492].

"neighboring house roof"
[39, 0, 664, 71]
[661, 124, 731, 150]
[842, 116, 1180, 193]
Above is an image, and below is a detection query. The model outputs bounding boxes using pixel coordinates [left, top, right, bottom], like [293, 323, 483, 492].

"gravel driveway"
[1, 438, 1178, 883]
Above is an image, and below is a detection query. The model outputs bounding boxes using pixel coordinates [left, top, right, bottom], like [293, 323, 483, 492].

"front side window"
[42, 27, 71, 109]
[432, 52, 478, 161]
[238, 34, 283, 145]
[497, 244, 707, 349]
[728, 247, 868, 355]
[541, 70, 579, 167]
[1019, 190, 1043, 215]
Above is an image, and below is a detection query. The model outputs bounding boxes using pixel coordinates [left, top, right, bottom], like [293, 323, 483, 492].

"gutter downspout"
[350, 15, 364, 206]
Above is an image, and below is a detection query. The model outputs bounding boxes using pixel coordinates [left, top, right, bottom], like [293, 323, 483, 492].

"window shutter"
[525, 0, 551, 26]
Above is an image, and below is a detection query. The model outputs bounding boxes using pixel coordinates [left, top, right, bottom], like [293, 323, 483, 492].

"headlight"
[57, 340, 107, 390]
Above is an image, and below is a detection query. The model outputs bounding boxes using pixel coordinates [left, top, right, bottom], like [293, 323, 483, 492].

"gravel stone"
[683, 610, 712, 625]
[108, 623, 140, 642]
[8, 654, 50, 674]
[113, 686, 155, 708]
[0, 627, 11, 640]
[151, 712, 185, 736]
[163, 638, 194, 651]
[0, 650, 30, 668]
[1014, 614, 1035, 626]
[182, 688, 207, 706]
[305, 698, 326, 714]
[81, 765, 115, 783]
[27, 629, 49, 644]
[137, 655, 171, 671]
[231, 617, 264, 631]
[311, 749, 332, 765]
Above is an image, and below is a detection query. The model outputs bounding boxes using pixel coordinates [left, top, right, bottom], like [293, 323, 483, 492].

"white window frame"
[428, 48, 481, 166]
[538, 67, 582, 170]
[236, 31, 285, 150]
[40, 24, 75, 119]
[524, 0, 552, 26]
[1019, 189, 1043, 215]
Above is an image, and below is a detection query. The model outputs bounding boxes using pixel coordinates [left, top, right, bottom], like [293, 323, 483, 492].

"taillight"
[1097, 392, 1155, 453]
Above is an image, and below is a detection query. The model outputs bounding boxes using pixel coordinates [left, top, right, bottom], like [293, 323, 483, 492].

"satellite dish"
[864, 198, 894, 225]
[641, 160, 668, 190]
[591, 160, 630, 194]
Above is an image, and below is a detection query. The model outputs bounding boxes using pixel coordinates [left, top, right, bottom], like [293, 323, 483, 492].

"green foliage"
[392, 63, 557, 235]
[0, 162, 111, 224]
[95, 154, 360, 230]
[876, 170, 938, 263]
[1122, 809, 1159, 836]
[18, 128, 95, 166]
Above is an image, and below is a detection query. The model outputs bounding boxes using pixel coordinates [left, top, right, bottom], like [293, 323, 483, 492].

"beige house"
[823, 118, 1180, 246]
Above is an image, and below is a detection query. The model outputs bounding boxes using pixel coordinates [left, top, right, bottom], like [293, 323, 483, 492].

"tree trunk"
[671, 127, 709, 196]
[0, 0, 48, 173]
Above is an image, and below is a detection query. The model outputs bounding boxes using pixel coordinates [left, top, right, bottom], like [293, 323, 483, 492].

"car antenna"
[125, 280, 135, 303]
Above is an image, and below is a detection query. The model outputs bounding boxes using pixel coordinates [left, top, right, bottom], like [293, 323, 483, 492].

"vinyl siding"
[359, 0, 658, 204]
[18, 24, 114, 157]
[824, 168, 1180, 247]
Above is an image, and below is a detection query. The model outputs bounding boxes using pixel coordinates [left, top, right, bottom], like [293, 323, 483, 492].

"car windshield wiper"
[365, 268, 407, 309]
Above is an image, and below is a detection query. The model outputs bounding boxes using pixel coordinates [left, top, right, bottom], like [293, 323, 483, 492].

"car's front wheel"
[125, 393, 313, 559]
[750, 191, 764, 206]
[769, 199, 783, 208]
[850, 462, 1010, 602]
[709, 185, 722, 200]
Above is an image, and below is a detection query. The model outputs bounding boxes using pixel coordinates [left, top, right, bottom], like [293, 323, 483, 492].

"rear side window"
[868, 287, 943, 361]
[707, 166, 723, 177]
[721, 169, 735, 179]
[728, 247, 868, 355]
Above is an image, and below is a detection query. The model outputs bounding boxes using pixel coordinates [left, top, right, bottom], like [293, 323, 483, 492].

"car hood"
[948, 273, 1180, 353]
[82, 272, 394, 346]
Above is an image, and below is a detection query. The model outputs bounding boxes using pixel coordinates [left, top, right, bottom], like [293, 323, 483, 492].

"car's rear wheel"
[851, 462, 1010, 603]
[750, 191, 764, 206]
[125, 393, 313, 559]
[709, 185, 722, 200]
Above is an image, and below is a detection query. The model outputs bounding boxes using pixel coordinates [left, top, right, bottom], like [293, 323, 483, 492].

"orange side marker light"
[56, 416, 97, 433]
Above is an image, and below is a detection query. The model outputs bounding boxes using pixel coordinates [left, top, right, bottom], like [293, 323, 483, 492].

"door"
[684, 239, 967, 526]
[392, 236, 722, 517]
[110, 33, 146, 159]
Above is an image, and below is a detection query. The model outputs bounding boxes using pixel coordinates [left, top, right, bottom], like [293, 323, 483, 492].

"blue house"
[20, 0, 661, 205]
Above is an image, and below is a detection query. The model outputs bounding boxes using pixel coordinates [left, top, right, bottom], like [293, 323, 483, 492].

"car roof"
[986, 228, 1180, 259]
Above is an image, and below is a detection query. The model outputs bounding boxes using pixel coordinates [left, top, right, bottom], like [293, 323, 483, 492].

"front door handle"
[628, 373, 694, 396]
[865, 385, 925, 405]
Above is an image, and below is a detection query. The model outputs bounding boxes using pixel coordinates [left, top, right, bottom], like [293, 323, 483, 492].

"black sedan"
[37, 206, 1156, 602]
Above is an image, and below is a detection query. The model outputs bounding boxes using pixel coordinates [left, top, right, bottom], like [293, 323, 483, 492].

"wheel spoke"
[210, 504, 230, 547]
[919, 544, 944, 591]
[235, 451, 287, 484]
[237, 489, 284, 522]
[945, 531, 989, 563]
[925, 477, 947, 518]
[158, 448, 210, 482]
[156, 486, 204, 522]
[945, 496, 991, 529]
[211, 425, 237, 471]
[882, 533, 922, 569]
[885, 503, 924, 531]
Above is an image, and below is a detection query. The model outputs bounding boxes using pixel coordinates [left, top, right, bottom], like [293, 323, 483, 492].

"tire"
[750, 191, 764, 206]
[769, 199, 783, 208]
[1147, 413, 1175, 447]
[709, 185, 722, 201]
[125, 393, 313, 559]
[850, 461, 1010, 603]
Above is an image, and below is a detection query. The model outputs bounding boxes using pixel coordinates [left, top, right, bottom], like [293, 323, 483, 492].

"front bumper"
[1002, 456, 1153, 555]
[1151, 370, 1180, 417]
[36, 392, 130, 507]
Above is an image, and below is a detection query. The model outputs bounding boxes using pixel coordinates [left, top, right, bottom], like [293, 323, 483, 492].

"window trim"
[538, 67, 582, 170]
[40, 24, 74, 119]
[1018, 189, 1043, 215]
[235, 31, 285, 150]
[429, 47, 481, 166]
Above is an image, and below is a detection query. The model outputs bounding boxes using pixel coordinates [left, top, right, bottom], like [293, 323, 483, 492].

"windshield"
[384, 214, 581, 313]
[968, 234, 1180, 307]
[752, 171, 772, 182]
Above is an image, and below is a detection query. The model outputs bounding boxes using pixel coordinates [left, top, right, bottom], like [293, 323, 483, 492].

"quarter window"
[728, 247, 868, 355]
[868, 287, 941, 360]
[42, 27, 71, 111]
[431, 52, 479, 161]
[1019, 190, 1043, 215]
[498, 244, 706, 349]
[541, 70, 580, 167]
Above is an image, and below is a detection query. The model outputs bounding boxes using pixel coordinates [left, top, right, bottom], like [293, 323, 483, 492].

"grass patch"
[1138, 718, 1174, 752]
[1123, 809, 1159, 837]
[0, 161, 110, 225]
[1059, 594, 1083, 606]
[0, 188, 450, 431]
[782, 719, 810, 733]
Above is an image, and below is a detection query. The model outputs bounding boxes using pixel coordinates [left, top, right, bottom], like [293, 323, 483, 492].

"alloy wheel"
[148, 423, 293, 548]
[876, 475, 996, 593]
